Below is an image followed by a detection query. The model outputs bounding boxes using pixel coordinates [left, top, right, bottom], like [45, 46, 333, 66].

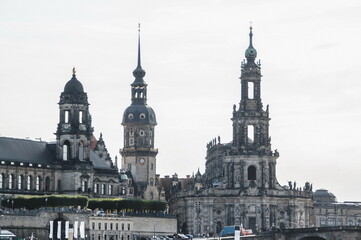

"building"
[167, 27, 315, 235]
[120, 28, 162, 200]
[313, 189, 361, 227]
[0, 68, 119, 197]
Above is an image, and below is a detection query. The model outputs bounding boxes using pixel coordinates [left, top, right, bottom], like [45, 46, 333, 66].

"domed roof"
[313, 189, 336, 203]
[64, 74, 84, 93]
[245, 26, 257, 61]
[122, 104, 157, 125]
[245, 46, 257, 59]
[119, 171, 129, 182]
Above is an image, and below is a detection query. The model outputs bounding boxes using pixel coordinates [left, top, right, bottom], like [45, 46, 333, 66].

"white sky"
[1, 0, 361, 202]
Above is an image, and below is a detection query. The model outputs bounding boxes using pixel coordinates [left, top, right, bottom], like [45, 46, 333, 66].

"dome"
[313, 189, 336, 203]
[122, 104, 157, 125]
[119, 171, 129, 182]
[245, 46, 257, 59]
[64, 74, 84, 93]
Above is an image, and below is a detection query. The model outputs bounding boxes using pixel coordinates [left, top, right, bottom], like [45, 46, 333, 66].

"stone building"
[313, 189, 361, 227]
[120, 29, 161, 200]
[168, 27, 314, 235]
[0, 68, 119, 197]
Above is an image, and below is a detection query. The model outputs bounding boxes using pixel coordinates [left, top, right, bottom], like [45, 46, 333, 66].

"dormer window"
[140, 113, 146, 119]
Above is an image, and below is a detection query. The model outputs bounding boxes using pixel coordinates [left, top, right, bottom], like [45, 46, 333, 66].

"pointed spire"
[137, 23, 141, 68]
[245, 23, 257, 61]
[133, 23, 146, 79]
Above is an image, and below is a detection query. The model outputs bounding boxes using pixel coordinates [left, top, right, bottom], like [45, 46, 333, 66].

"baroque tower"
[169, 27, 313, 235]
[55, 68, 95, 193]
[56, 68, 93, 163]
[120, 27, 159, 200]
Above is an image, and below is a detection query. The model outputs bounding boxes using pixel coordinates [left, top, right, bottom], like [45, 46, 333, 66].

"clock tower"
[120, 27, 159, 200]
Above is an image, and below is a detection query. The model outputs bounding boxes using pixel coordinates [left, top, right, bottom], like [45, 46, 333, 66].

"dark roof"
[0, 137, 115, 171]
[0, 137, 55, 164]
[64, 74, 84, 93]
[122, 104, 157, 125]
[90, 151, 113, 170]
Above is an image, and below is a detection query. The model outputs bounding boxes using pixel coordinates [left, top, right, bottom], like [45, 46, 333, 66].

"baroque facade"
[0, 68, 119, 197]
[168, 28, 315, 235]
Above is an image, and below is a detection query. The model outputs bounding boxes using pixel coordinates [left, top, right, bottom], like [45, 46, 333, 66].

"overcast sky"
[1, 0, 361, 202]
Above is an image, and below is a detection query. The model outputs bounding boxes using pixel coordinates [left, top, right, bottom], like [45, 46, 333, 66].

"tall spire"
[245, 24, 257, 62]
[133, 23, 146, 79]
[137, 23, 141, 68]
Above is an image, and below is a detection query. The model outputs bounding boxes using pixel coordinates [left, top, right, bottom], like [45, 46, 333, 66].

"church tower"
[56, 68, 93, 163]
[120, 27, 158, 200]
[205, 27, 279, 191]
[230, 26, 278, 190]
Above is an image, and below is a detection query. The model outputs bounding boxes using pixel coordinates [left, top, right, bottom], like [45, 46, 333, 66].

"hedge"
[88, 198, 166, 212]
[1, 195, 88, 210]
[1, 195, 167, 212]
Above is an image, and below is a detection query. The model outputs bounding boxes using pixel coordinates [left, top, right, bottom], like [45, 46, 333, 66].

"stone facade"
[0, 69, 119, 199]
[167, 28, 314, 235]
[119, 30, 161, 201]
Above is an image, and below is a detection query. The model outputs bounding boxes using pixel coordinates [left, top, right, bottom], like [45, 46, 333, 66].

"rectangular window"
[127, 223, 130, 230]
[129, 138, 134, 146]
[105, 223, 107, 230]
[108, 185, 113, 195]
[122, 223, 124, 230]
[247, 125, 254, 143]
[101, 184, 106, 195]
[98, 223, 101, 230]
[248, 82, 254, 99]
[79, 111, 83, 123]
[65, 111, 69, 123]
[110, 223, 113, 230]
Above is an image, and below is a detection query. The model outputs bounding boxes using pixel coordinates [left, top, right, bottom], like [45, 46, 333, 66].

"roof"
[0, 137, 55, 164]
[0, 137, 115, 171]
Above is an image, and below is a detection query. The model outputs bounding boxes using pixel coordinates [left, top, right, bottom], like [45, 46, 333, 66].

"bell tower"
[228, 27, 279, 191]
[55, 68, 93, 163]
[120, 26, 159, 200]
[232, 26, 272, 156]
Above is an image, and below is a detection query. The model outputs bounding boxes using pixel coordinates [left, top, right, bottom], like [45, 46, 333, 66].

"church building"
[0, 69, 119, 197]
[167, 27, 314, 234]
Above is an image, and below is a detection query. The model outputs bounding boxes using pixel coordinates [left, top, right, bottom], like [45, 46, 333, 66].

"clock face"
[139, 158, 145, 164]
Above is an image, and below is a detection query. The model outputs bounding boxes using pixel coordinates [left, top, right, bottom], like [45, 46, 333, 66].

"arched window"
[79, 142, 84, 161]
[248, 166, 257, 180]
[0, 174, 3, 189]
[63, 141, 71, 160]
[45, 177, 50, 191]
[18, 175, 24, 190]
[36, 176, 41, 191]
[27, 175, 32, 190]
